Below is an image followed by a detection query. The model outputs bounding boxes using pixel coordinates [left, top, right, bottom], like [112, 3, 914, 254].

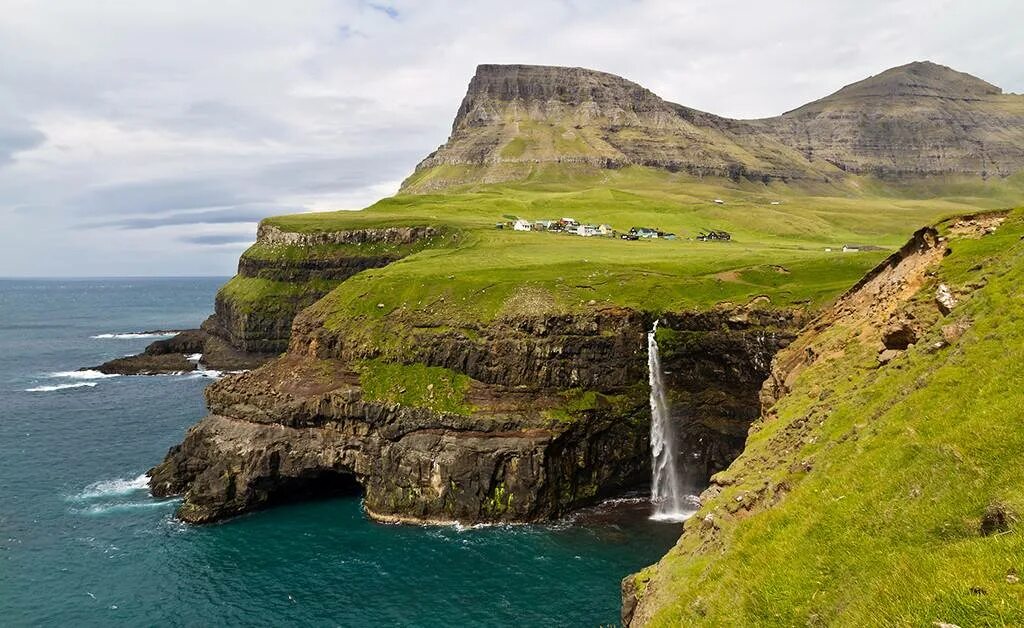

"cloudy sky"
[1, 0, 1021, 276]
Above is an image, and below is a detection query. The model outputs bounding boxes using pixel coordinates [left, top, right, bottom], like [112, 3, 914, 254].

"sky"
[0, 0, 1022, 277]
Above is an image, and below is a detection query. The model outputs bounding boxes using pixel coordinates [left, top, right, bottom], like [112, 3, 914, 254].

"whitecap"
[189, 368, 223, 379]
[49, 370, 120, 380]
[71, 500, 178, 516]
[90, 332, 178, 340]
[73, 474, 150, 500]
[25, 382, 98, 392]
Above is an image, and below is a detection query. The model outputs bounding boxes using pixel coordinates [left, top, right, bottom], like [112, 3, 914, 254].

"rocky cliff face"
[402, 61, 1024, 192]
[149, 304, 801, 524]
[204, 224, 442, 355]
[404, 64, 834, 191]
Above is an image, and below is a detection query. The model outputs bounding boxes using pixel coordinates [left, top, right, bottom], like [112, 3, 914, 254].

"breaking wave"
[25, 382, 98, 392]
[67, 474, 178, 516]
[49, 370, 120, 380]
[73, 474, 150, 501]
[90, 331, 179, 339]
[72, 501, 176, 515]
[191, 367, 223, 379]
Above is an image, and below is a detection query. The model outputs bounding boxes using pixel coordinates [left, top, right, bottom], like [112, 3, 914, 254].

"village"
[496, 216, 733, 242]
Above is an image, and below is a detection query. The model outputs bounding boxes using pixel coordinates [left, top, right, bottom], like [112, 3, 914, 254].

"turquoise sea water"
[0, 278, 681, 626]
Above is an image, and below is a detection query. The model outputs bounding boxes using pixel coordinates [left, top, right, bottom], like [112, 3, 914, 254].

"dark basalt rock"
[93, 329, 272, 375]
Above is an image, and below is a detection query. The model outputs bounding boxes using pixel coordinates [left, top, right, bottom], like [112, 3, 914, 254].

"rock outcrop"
[402, 61, 1024, 192]
[96, 223, 442, 373]
[94, 329, 268, 375]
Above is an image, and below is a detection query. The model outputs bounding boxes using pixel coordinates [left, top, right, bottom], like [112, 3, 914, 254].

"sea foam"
[49, 370, 120, 380]
[74, 474, 150, 500]
[25, 382, 98, 392]
[90, 332, 178, 340]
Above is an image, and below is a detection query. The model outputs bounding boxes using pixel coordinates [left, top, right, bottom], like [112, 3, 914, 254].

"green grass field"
[249, 167, 1022, 334]
[634, 210, 1024, 626]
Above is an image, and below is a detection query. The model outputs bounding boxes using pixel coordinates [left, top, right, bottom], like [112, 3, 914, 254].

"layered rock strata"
[149, 306, 800, 524]
[402, 61, 1024, 192]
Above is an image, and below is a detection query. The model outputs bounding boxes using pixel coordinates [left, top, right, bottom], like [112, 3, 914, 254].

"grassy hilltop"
[226, 166, 1023, 336]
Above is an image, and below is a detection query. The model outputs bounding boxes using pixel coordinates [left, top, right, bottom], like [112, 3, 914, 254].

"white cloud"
[0, 0, 1021, 275]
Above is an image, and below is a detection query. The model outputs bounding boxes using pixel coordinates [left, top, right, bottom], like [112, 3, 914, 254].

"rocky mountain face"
[402, 61, 1024, 192]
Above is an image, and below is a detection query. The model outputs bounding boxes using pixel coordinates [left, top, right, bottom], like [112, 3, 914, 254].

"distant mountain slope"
[762, 61, 1024, 177]
[402, 61, 1024, 193]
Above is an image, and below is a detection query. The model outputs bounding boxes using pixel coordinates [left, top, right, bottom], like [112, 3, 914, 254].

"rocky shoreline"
[93, 328, 272, 375]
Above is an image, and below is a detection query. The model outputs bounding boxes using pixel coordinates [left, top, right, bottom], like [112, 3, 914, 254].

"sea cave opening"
[261, 468, 365, 509]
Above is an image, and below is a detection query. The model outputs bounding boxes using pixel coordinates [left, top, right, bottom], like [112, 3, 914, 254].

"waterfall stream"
[647, 322, 697, 521]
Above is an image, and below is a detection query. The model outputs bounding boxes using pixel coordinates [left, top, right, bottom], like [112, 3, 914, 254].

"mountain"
[763, 61, 1024, 177]
[402, 61, 1024, 192]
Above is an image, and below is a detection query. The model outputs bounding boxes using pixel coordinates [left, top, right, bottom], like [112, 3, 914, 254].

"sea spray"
[647, 322, 694, 521]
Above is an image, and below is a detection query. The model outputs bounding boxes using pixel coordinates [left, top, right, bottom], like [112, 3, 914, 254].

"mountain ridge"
[402, 61, 1024, 192]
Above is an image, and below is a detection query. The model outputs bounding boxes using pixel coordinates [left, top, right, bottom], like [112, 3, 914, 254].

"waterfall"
[647, 322, 696, 521]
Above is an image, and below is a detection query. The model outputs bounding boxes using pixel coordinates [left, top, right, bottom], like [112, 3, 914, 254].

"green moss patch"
[357, 359, 474, 415]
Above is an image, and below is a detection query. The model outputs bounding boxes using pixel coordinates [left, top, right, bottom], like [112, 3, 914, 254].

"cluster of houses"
[501, 217, 616, 237]
[497, 216, 730, 242]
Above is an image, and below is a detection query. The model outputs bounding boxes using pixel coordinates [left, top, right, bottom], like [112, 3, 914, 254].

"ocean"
[0, 278, 681, 626]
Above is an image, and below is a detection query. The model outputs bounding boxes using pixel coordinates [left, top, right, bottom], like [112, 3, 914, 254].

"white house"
[714, 199, 725, 204]
[842, 245, 860, 253]
[597, 224, 613, 236]
[770, 201, 782, 205]
[513, 218, 532, 232]
[576, 224, 599, 237]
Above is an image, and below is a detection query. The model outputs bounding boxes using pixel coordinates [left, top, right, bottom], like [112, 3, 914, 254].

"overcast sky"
[1, 0, 1021, 276]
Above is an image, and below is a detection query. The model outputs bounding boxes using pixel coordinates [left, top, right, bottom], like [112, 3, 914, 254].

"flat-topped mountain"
[402, 61, 1024, 192]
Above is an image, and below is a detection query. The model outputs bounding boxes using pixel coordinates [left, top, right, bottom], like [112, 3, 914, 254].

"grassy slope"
[258, 167, 1022, 332]
[636, 211, 1024, 626]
